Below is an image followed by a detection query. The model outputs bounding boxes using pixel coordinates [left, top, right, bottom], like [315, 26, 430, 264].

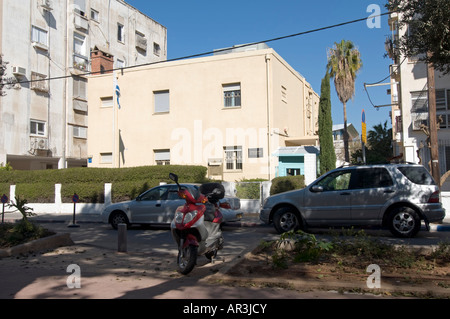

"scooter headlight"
[175, 211, 184, 224]
[183, 210, 198, 224]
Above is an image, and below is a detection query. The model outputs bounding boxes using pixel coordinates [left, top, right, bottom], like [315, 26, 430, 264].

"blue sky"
[128, 0, 393, 134]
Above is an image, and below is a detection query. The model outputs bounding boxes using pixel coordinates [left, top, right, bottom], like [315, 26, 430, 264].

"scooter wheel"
[177, 245, 198, 275]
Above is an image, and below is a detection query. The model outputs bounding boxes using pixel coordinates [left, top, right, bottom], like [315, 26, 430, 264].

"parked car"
[101, 183, 243, 229]
[260, 164, 445, 237]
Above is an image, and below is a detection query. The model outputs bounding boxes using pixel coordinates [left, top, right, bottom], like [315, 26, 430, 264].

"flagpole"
[113, 71, 117, 168]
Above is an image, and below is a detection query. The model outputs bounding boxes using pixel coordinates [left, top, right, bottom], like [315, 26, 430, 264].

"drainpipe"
[265, 53, 271, 180]
[61, 0, 69, 169]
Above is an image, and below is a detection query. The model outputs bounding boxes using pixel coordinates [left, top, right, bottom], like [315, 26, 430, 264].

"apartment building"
[87, 46, 320, 183]
[0, 0, 166, 169]
[387, 12, 450, 179]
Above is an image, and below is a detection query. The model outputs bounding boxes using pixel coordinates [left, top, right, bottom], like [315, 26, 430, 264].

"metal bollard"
[117, 223, 127, 252]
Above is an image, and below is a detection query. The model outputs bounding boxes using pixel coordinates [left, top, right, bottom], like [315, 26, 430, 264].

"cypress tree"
[318, 71, 336, 175]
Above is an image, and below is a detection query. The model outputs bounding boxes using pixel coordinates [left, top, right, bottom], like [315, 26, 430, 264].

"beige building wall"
[88, 48, 319, 181]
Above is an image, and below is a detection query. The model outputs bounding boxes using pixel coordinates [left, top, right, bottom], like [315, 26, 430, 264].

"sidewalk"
[3, 210, 450, 231]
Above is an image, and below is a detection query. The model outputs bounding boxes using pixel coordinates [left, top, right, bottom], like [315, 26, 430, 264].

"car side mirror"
[310, 185, 324, 193]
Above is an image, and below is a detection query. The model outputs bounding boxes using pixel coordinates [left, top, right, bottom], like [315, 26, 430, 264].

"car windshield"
[397, 166, 436, 185]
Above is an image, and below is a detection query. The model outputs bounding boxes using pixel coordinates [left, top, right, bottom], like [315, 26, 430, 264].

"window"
[90, 9, 99, 22]
[74, 0, 86, 16]
[31, 26, 48, 48]
[30, 120, 46, 136]
[223, 83, 241, 107]
[411, 91, 428, 113]
[136, 32, 147, 52]
[73, 76, 87, 100]
[74, 33, 86, 56]
[412, 89, 450, 129]
[154, 149, 170, 165]
[101, 96, 113, 107]
[117, 23, 124, 43]
[153, 42, 161, 56]
[140, 186, 169, 201]
[353, 168, 393, 189]
[73, 33, 88, 70]
[154, 90, 170, 113]
[315, 170, 351, 191]
[248, 148, 263, 158]
[281, 85, 287, 104]
[116, 59, 125, 69]
[398, 166, 435, 185]
[286, 168, 301, 176]
[100, 153, 113, 164]
[73, 126, 87, 139]
[224, 146, 243, 170]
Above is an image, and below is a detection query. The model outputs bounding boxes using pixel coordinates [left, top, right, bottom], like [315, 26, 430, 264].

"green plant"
[0, 162, 13, 171]
[430, 241, 450, 263]
[0, 165, 208, 203]
[270, 175, 305, 195]
[0, 195, 52, 247]
[235, 180, 264, 199]
[275, 230, 333, 263]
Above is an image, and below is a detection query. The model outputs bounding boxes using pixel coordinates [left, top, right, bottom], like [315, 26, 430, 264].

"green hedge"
[0, 165, 207, 203]
[270, 175, 305, 195]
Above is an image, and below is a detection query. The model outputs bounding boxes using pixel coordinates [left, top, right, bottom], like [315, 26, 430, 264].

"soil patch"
[225, 232, 450, 298]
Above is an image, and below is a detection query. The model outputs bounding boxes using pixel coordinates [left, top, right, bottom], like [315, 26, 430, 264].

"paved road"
[1, 216, 449, 302]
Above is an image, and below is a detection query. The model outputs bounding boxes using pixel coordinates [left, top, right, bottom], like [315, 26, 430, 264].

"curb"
[430, 223, 450, 232]
[0, 233, 74, 258]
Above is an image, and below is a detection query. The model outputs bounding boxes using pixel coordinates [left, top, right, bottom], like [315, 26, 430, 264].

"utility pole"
[427, 52, 441, 187]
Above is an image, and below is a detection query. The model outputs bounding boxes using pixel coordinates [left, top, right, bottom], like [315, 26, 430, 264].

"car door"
[350, 167, 396, 224]
[131, 185, 169, 223]
[304, 169, 354, 226]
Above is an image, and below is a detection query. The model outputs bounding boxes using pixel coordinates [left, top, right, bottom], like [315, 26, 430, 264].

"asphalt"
[1, 212, 450, 301]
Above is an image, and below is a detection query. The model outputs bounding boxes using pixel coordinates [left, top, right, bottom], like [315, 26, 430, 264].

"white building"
[387, 12, 450, 185]
[0, 0, 166, 169]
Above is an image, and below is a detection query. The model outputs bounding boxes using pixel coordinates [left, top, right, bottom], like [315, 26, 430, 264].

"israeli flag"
[115, 83, 121, 109]
[113, 72, 121, 109]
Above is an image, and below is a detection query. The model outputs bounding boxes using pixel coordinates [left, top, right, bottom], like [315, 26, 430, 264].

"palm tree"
[327, 40, 363, 162]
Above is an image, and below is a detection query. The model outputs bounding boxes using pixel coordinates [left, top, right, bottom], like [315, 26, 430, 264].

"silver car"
[260, 164, 445, 237]
[102, 183, 243, 229]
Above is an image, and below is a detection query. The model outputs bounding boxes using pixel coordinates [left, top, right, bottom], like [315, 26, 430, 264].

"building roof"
[272, 146, 320, 157]
[332, 123, 359, 139]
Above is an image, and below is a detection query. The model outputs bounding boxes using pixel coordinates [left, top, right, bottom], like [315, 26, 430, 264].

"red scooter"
[169, 173, 224, 275]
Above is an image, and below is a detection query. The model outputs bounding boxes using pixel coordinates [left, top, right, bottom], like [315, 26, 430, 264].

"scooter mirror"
[169, 173, 178, 183]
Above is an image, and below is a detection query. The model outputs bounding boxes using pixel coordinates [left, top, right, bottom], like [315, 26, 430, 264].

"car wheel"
[273, 207, 301, 234]
[387, 207, 420, 238]
[110, 211, 130, 230]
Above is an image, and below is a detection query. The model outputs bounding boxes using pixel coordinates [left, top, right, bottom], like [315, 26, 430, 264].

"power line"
[2, 11, 393, 86]
[363, 56, 407, 108]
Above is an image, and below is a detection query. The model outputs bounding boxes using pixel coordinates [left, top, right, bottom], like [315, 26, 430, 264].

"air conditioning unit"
[41, 0, 53, 11]
[12, 66, 26, 77]
[35, 138, 48, 150]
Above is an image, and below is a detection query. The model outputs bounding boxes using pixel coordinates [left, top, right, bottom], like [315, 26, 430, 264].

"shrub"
[0, 165, 208, 203]
[270, 175, 305, 195]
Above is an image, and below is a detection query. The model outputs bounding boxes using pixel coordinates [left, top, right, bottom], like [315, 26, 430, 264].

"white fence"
[4, 182, 450, 217]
